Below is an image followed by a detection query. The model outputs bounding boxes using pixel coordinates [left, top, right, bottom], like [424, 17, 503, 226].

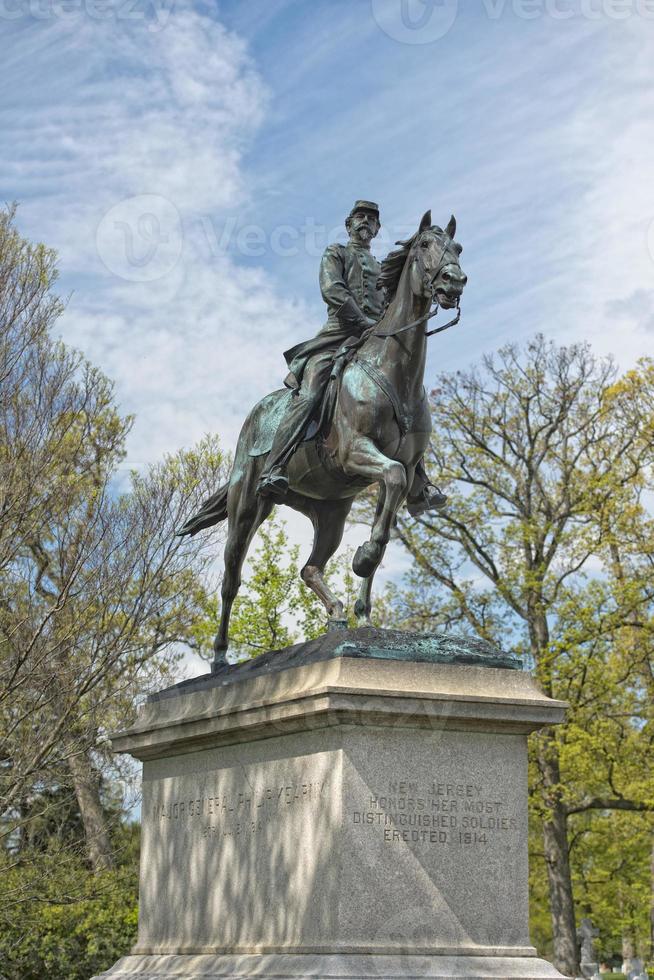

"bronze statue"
[258, 201, 446, 515]
[180, 205, 467, 667]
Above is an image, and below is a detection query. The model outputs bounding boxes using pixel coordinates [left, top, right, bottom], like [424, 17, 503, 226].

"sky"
[2, 0, 654, 598]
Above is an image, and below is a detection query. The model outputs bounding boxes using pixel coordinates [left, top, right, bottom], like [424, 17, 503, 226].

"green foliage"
[572, 811, 652, 959]
[195, 512, 358, 659]
[0, 827, 139, 980]
[230, 516, 307, 653]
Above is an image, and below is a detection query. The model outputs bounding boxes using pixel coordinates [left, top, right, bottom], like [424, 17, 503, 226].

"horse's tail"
[178, 388, 292, 538]
[178, 481, 230, 537]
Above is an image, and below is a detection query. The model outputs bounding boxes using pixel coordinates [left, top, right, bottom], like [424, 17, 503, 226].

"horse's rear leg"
[291, 497, 352, 623]
[214, 475, 273, 668]
[341, 437, 407, 579]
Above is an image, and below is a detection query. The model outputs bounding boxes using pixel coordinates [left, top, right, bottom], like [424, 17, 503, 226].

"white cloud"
[560, 29, 654, 363]
[0, 4, 368, 611]
[1, 5, 316, 472]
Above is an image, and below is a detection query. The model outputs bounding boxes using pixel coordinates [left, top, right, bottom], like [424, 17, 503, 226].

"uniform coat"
[283, 241, 385, 387]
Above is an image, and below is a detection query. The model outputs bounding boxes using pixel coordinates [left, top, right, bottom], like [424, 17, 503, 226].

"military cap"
[348, 200, 380, 221]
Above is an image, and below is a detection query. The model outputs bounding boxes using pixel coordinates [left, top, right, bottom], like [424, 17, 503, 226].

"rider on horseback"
[256, 200, 447, 516]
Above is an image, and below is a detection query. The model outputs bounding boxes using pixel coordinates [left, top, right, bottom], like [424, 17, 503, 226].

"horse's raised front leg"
[341, 436, 407, 579]
[354, 490, 385, 624]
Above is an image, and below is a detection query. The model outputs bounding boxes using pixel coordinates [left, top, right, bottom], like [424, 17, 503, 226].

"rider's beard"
[353, 223, 372, 242]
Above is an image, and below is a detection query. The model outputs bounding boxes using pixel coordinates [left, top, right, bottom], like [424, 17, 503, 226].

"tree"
[362, 338, 654, 975]
[0, 207, 229, 883]
[0, 827, 140, 980]
[1, 432, 229, 872]
[194, 512, 358, 660]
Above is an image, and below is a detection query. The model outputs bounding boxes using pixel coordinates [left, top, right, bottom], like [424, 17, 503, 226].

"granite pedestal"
[94, 629, 569, 979]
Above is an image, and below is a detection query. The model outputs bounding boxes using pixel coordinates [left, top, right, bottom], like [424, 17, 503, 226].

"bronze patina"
[257, 201, 386, 499]
[180, 205, 467, 667]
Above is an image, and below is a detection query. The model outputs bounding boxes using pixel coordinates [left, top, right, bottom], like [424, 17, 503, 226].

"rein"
[374, 299, 461, 339]
[373, 237, 463, 340]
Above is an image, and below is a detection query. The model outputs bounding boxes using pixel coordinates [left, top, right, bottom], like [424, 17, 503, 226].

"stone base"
[96, 630, 569, 980]
[95, 950, 565, 978]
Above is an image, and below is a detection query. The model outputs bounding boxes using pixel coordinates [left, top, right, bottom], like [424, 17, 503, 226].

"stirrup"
[406, 486, 448, 517]
[257, 471, 289, 499]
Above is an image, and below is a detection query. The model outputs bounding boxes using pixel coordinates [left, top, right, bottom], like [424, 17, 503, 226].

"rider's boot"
[406, 482, 448, 517]
[257, 462, 290, 499]
[406, 459, 448, 516]
[256, 359, 332, 501]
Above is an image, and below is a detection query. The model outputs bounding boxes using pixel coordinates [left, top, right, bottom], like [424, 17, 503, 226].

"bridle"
[374, 234, 462, 340]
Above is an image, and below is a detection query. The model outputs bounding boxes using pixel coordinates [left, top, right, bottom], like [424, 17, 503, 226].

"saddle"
[312, 335, 363, 437]
[246, 340, 361, 459]
[248, 333, 413, 460]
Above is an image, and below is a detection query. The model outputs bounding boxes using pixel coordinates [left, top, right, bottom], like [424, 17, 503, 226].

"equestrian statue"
[179, 201, 467, 667]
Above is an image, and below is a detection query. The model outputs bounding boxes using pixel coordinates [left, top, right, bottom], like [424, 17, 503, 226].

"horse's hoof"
[354, 598, 371, 621]
[327, 617, 348, 632]
[353, 542, 381, 578]
[212, 636, 228, 672]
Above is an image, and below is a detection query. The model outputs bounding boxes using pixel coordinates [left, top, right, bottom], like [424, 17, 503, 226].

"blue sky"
[2, 0, 654, 578]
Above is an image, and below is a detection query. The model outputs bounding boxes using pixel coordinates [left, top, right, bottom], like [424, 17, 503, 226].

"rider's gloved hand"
[337, 296, 373, 332]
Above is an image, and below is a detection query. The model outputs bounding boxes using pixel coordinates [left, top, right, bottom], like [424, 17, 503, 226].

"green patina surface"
[333, 631, 522, 671]
[152, 627, 521, 702]
[248, 388, 292, 457]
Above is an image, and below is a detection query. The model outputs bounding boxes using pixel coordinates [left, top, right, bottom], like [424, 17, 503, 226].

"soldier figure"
[257, 200, 446, 516]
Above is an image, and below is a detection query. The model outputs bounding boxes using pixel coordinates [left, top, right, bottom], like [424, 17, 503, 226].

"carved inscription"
[351, 779, 518, 847]
[150, 780, 327, 840]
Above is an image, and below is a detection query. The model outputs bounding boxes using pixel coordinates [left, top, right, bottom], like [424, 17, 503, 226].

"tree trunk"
[537, 731, 579, 977]
[650, 833, 654, 961]
[68, 748, 114, 872]
[529, 607, 579, 975]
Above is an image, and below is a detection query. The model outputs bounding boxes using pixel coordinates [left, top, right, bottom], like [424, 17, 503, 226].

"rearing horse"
[180, 211, 467, 667]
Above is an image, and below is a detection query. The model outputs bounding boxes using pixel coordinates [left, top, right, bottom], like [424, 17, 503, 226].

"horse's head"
[408, 211, 467, 310]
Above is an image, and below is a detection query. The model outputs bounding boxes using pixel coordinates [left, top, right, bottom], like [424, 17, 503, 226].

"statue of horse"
[180, 210, 467, 667]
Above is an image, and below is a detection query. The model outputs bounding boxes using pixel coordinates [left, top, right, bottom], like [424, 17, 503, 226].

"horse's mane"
[377, 225, 445, 301]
